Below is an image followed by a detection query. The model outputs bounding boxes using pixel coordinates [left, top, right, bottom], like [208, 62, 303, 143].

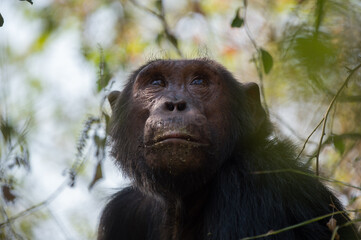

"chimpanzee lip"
[147, 132, 208, 146]
[157, 133, 197, 142]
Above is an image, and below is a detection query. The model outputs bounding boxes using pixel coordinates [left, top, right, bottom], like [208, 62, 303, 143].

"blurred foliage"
[0, 116, 31, 200]
[1, 0, 361, 238]
[0, 0, 33, 27]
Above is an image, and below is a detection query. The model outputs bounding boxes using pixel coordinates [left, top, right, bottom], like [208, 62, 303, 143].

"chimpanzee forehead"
[140, 59, 221, 75]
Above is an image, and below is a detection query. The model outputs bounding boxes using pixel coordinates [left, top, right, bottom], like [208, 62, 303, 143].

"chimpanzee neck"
[161, 180, 212, 240]
[160, 153, 251, 240]
[159, 146, 270, 240]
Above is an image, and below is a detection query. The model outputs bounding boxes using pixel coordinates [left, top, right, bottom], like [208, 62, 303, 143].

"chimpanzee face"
[129, 60, 230, 175]
[108, 59, 263, 194]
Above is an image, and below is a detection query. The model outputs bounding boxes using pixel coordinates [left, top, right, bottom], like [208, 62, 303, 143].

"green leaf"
[231, 8, 244, 28]
[260, 48, 273, 74]
[88, 162, 103, 190]
[0, 13, 3, 27]
[293, 35, 334, 72]
[332, 136, 345, 155]
[0, 119, 14, 143]
[102, 112, 110, 132]
[97, 60, 112, 92]
[20, 0, 33, 5]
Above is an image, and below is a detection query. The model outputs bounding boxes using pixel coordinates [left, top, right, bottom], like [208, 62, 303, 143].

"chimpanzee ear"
[244, 82, 266, 131]
[108, 91, 121, 111]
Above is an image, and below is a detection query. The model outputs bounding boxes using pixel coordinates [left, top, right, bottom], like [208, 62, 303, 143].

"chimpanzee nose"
[164, 101, 187, 111]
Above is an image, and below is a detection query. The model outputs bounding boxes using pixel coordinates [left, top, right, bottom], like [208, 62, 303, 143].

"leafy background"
[1, 0, 361, 239]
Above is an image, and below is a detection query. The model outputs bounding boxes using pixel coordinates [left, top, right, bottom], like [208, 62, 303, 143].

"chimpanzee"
[98, 59, 360, 240]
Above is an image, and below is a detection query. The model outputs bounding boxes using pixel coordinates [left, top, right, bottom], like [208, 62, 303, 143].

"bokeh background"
[1, 0, 361, 239]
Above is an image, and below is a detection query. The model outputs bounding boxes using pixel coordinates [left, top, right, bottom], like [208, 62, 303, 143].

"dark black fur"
[98, 59, 360, 240]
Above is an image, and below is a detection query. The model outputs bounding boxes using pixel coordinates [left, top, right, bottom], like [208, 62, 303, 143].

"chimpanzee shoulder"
[98, 187, 161, 240]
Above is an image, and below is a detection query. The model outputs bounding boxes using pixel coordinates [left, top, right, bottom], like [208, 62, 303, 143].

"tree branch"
[315, 62, 361, 175]
[296, 118, 324, 160]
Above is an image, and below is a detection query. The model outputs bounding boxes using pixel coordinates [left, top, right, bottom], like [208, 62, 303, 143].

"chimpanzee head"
[108, 59, 269, 197]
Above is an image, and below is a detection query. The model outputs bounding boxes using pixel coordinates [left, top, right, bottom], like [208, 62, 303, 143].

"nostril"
[165, 102, 175, 111]
[177, 102, 186, 111]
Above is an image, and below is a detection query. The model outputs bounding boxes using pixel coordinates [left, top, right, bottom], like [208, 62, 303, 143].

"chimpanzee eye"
[150, 79, 166, 87]
[190, 78, 207, 85]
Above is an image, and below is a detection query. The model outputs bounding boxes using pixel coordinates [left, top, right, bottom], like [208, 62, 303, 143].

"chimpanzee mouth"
[147, 132, 209, 147]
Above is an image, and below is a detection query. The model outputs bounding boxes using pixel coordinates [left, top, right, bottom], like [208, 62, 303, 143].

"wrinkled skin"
[135, 60, 227, 174]
[106, 59, 260, 196]
[99, 59, 360, 240]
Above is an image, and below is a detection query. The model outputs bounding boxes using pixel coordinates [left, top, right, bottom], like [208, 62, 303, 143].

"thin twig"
[0, 202, 20, 239]
[0, 114, 102, 228]
[305, 132, 361, 168]
[240, 209, 361, 240]
[0, 182, 67, 228]
[129, 0, 183, 57]
[315, 62, 361, 175]
[252, 168, 361, 191]
[296, 118, 324, 160]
